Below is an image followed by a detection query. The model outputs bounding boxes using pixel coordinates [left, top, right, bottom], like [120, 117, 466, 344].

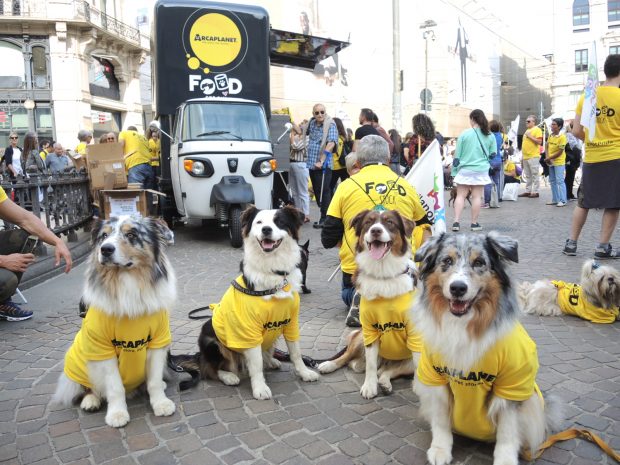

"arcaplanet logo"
[185, 12, 245, 73]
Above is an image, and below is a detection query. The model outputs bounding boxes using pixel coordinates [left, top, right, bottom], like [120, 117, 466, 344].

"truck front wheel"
[229, 206, 243, 248]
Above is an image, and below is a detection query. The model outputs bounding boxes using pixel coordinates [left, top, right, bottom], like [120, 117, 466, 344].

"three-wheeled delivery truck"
[152, 0, 349, 247]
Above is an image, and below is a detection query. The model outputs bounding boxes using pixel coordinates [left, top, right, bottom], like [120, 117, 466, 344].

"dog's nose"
[370, 226, 382, 236]
[261, 226, 272, 236]
[450, 281, 468, 298]
[100, 244, 115, 257]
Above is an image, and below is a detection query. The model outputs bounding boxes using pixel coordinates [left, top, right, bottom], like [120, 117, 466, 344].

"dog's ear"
[301, 239, 310, 251]
[280, 205, 304, 239]
[350, 210, 370, 237]
[241, 205, 260, 238]
[91, 217, 105, 245]
[151, 217, 174, 246]
[414, 232, 445, 279]
[485, 231, 518, 264]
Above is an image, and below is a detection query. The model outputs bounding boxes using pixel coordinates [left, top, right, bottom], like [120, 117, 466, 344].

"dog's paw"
[264, 357, 281, 370]
[298, 368, 319, 382]
[360, 381, 378, 399]
[427, 446, 452, 465]
[105, 409, 130, 428]
[252, 382, 272, 400]
[492, 457, 518, 465]
[218, 371, 240, 386]
[317, 361, 337, 374]
[378, 376, 393, 394]
[80, 393, 101, 412]
[152, 398, 175, 417]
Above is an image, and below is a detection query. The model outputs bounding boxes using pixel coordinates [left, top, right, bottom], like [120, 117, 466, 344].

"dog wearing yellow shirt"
[170, 206, 319, 400]
[52, 216, 177, 428]
[413, 232, 560, 465]
[318, 209, 422, 399]
[520, 259, 620, 324]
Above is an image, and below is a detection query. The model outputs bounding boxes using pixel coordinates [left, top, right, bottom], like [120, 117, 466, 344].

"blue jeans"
[549, 164, 567, 203]
[341, 272, 355, 307]
[484, 168, 501, 204]
[128, 163, 155, 190]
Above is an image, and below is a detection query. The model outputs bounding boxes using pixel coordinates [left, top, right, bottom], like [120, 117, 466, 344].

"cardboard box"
[68, 152, 87, 171]
[87, 143, 128, 191]
[100, 189, 166, 219]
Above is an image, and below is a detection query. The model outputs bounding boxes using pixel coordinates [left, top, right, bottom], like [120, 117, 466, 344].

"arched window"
[31, 46, 48, 89]
[0, 40, 25, 88]
[88, 56, 121, 100]
[573, 0, 590, 26]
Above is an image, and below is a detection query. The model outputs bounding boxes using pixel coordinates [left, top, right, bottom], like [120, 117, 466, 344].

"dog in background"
[413, 232, 560, 465]
[520, 259, 620, 324]
[448, 186, 472, 207]
[52, 216, 177, 428]
[299, 239, 311, 294]
[169, 205, 319, 400]
[318, 209, 421, 399]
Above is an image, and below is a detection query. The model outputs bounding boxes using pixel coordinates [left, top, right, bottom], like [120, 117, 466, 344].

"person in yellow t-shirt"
[39, 139, 51, 162]
[329, 118, 350, 195]
[119, 126, 154, 189]
[75, 129, 92, 158]
[519, 115, 543, 198]
[63, 307, 172, 391]
[211, 276, 300, 351]
[565, 54, 620, 259]
[503, 159, 520, 184]
[552, 280, 620, 323]
[416, 322, 541, 442]
[321, 135, 429, 327]
[0, 186, 72, 321]
[544, 118, 568, 206]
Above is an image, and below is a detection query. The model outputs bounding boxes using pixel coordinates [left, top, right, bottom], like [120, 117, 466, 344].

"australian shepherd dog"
[52, 216, 177, 428]
[412, 232, 560, 465]
[520, 259, 620, 324]
[170, 205, 319, 400]
[318, 209, 422, 399]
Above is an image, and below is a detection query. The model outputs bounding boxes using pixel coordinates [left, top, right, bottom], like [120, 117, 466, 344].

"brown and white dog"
[52, 216, 177, 428]
[169, 206, 319, 400]
[520, 259, 620, 323]
[318, 209, 421, 399]
[412, 232, 560, 465]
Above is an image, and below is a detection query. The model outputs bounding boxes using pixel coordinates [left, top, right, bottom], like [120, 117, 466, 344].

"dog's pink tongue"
[369, 241, 388, 260]
[261, 240, 275, 250]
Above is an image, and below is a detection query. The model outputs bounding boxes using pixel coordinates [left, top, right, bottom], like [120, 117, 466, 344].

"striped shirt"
[306, 119, 338, 170]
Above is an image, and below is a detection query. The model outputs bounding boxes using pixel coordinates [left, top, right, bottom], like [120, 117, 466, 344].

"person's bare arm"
[0, 200, 72, 272]
[0, 253, 35, 272]
[572, 114, 586, 141]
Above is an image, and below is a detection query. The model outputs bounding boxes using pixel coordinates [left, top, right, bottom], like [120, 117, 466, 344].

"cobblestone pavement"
[1, 184, 619, 465]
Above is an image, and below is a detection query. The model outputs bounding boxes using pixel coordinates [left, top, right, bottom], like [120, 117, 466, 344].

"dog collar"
[231, 277, 289, 297]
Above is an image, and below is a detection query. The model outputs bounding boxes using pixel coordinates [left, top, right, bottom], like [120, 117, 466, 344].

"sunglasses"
[526, 120, 533, 123]
[107, 138, 115, 141]
[9, 136, 18, 140]
[314, 110, 325, 116]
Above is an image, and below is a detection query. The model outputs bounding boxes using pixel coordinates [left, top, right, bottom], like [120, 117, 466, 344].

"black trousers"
[309, 168, 332, 219]
[0, 229, 28, 302]
[565, 164, 578, 199]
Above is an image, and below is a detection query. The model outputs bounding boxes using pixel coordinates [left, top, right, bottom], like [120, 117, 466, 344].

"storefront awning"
[269, 29, 350, 71]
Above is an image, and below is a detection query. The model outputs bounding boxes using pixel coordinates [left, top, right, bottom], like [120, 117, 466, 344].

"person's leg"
[453, 184, 470, 223]
[522, 159, 532, 193]
[308, 169, 322, 209]
[531, 157, 541, 194]
[599, 209, 620, 244]
[548, 166, 559, 203]
[0, 268, 32, 321]
[565, 165, 576, 199]
[470, 185, 484, 224]
[318, 169, 332, 220]
[484, 183, 491, 204]
[289, 163, 309, 216]
[556, 165, 567, 204]
[341, 272, 355, 307]
[0, 269, 19, 303]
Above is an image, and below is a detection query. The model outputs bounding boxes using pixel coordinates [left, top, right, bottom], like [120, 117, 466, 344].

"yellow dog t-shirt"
[64, 307, 172, 391]
[211, 276, 300, 352]
[552, 280, 620, 324]
[417, 323, 541, 442]
[361, 291, 423, 360]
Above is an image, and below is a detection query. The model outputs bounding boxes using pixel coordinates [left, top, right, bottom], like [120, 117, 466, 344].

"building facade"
[0, 0, 147, 152]
[552, 0, 620, 118]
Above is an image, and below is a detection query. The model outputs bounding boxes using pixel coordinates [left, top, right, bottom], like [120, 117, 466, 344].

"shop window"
[610, 0, 620, 21]
[31, 46, 48, 89]
[611, 45, 620, 55]
[575, 49, 588, 72]
[88, 56, 121, 100]
[573, 0, 589, 26]
[0, 41, 25, 88]
[91, 107, 121, 139]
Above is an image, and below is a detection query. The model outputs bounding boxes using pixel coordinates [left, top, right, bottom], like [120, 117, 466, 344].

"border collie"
[318, 209, 422, 399]
[171, 206, 319, 400]
[412, 232, 560, 465]
[520, 259, 620, 323]
[52, 216, 177, 428]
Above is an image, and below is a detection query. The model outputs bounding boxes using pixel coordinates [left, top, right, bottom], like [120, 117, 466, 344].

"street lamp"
[420, 20, 436, 115]
[23, 98, 35, 110]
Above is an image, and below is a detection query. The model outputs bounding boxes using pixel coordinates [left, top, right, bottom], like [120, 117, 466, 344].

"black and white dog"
[52, 216, 177, 428]
[412, 232, 560, 465]
[170, 205, 319, 400]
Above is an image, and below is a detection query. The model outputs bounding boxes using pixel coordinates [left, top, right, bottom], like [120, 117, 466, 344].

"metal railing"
[0, 172, 92, 239]
[0, 1, 146, 48]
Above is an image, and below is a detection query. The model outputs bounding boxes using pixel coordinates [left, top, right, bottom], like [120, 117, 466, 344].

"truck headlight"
[259, 160, 272, 175]
[183, 158, 214, 177]
[191, 161, 205, 175]
[251, 157, 276, 177]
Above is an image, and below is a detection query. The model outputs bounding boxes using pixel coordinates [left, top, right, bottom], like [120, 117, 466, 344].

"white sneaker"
[556, 202, 566, 207]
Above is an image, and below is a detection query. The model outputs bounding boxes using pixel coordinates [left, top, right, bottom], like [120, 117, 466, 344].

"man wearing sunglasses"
[307, 104, 337, 228]
[519, 115, 543, 198]
[3, 133, 23, 179]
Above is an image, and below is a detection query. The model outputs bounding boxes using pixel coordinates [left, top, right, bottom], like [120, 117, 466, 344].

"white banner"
[507, 114, 520, 149]
[582, 40, 599, 141]
[405, 139, 446, 234]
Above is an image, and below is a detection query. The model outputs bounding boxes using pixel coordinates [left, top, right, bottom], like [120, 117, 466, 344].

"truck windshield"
[181, 102, 270, 142]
